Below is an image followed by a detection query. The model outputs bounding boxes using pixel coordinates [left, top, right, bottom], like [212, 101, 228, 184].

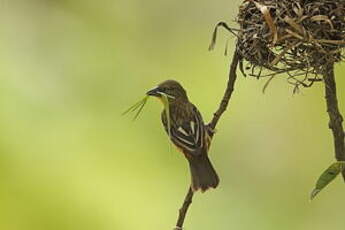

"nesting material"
[236, 0, 345, 89]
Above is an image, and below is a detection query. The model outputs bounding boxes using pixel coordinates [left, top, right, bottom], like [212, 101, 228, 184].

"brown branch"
[174, 187, 193, 230]
[323, 63, 345, 180]
[208, 49, 240, 131]
[174, 49, 240, 230]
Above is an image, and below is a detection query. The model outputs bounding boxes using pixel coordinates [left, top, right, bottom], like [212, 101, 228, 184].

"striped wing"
[162, 106, 205, 155]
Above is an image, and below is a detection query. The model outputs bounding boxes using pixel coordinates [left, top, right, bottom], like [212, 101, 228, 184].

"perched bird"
[147, 80, 219, 192]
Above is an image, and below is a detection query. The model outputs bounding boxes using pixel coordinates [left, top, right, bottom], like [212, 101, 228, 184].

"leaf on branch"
[310, 161, 345, 200]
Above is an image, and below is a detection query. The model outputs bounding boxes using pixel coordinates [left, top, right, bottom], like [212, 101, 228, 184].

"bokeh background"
[1, 0, 345, 229]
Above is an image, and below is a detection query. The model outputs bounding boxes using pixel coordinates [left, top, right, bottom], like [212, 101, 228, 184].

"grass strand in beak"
[161, 94, 173, 152]
[122, 96, 149, 121]
[133, 96, 148, 121]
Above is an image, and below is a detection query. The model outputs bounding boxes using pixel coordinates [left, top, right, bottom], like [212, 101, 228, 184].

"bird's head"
[146, 80, 188, 102]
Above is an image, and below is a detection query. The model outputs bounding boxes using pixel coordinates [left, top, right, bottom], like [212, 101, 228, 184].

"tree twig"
[174, 187, 194, 230]
[323, 63, 345, 181]
[174, 49, 240, 230]
[208, 49, 240, 131]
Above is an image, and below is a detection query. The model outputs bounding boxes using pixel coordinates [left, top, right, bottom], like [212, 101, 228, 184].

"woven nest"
[234, 0, 345, 90]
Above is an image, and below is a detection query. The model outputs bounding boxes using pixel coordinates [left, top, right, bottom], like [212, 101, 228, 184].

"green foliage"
[310, 161, 345, 200]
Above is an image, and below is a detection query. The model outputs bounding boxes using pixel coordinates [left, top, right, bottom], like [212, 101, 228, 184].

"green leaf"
[310, 161, 345, 200]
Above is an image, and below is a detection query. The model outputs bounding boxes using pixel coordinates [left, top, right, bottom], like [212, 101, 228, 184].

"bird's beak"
[146, 87, 162, 97]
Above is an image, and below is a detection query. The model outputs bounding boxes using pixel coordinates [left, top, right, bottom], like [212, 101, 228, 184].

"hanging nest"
[233, 0, 345, 91]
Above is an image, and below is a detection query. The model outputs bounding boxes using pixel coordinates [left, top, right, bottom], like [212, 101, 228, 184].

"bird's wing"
[167, 106, 205, 155]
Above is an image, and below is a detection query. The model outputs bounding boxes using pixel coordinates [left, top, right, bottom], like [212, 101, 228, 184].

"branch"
[174, 187, 193, 230]
[323, 63, 345, 180]
[208, 49, 240, 131]
[174, 49, 240, 230]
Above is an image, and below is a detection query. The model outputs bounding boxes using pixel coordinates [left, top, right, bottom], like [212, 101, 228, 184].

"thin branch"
[173, 49, 240, 230]
[323, 63, 345, 180]
[174, 187, 194, 230]
[208, 49, 240, 131]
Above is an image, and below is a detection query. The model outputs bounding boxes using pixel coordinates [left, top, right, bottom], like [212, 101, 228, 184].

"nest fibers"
[235, 0, 345, 90]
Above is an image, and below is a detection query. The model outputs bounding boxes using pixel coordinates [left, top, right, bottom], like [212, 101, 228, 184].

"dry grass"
[232, 0, 345, 91]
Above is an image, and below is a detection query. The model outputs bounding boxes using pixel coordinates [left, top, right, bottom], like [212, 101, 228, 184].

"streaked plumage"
[147, 80, 219, 192]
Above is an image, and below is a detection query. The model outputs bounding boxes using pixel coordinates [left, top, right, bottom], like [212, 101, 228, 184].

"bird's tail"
[187, 155, 219, 192]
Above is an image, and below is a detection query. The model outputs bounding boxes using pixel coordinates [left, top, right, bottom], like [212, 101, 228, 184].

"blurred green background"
[1, 0, 345, 229]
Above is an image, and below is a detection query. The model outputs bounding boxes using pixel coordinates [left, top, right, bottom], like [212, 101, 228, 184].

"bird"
[146, 80, 219, 192]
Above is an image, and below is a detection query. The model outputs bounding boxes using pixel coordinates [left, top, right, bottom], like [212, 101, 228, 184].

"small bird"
[147, 80, 219, 192]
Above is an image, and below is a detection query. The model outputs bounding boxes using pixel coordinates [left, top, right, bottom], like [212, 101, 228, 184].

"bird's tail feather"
[187, 155, 219, 192]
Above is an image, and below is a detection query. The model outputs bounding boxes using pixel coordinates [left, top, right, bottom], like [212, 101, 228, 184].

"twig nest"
[237, 0, 345, 87]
